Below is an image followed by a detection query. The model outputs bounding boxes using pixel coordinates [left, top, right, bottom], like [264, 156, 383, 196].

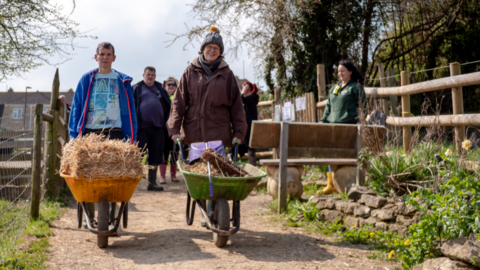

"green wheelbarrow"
[176, 139, 267, 247]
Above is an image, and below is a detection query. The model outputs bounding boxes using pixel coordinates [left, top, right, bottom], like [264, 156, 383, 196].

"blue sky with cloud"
[0, 0, 263, 93]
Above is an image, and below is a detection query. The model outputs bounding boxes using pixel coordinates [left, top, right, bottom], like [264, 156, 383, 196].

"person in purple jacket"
[68, 42, 137, 234]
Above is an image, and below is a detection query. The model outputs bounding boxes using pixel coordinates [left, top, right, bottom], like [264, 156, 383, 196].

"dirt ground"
[46, 172, 401, 270]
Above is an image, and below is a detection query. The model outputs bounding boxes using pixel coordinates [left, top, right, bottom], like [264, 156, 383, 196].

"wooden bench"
[249, 121, 385, 213]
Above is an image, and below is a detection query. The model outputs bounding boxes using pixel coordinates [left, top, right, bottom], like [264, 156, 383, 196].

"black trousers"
[137, 126, 165, 166]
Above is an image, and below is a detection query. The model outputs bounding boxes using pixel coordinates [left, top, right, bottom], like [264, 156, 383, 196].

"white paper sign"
[283, 102, 292, 120]
[295, 97, 306, 111]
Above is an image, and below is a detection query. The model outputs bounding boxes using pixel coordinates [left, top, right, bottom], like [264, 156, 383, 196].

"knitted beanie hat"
[200, 27, 224, 55]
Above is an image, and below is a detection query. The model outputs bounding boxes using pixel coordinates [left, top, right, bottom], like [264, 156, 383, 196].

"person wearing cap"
[167, 27, 247, 149]
[167, 27, 247, 227]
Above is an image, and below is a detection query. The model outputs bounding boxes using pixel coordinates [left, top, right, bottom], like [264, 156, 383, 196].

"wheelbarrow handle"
[233, 140, 239, 162]
[176, 138, 187, 161]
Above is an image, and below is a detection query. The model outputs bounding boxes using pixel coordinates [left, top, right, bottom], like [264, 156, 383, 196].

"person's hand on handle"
[171, 134, 181, 141]
[232, 137, 241, 145]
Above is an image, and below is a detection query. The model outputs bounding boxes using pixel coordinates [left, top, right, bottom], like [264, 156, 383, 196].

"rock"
[397, 215, 415, 227]
[347, 186, 377, 201]
[318, 209, 343, 223]
[441, 234, 480, 266]
[358, 194, 387, 209]
[376, 209, 396, 221]
[344, 216, 360, 227]
[389, 224, 408, 235]
[375, 222, 388, 231]
[316, 197, 340, 210]
[396, 202, 417, 216]
[354, 204, 371, 218]
[413, 257, 477, 270]
[360, 217, 377, 226]
[334, 200, 355, 214]
[332, 166, 357, 193]
[310, 195, 327, 205]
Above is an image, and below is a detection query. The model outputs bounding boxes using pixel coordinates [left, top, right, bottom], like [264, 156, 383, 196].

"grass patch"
[1, 198, 67, 269]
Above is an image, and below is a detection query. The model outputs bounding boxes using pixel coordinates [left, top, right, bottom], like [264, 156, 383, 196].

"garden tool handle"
[176, 138, 186, 161]
[233, 140, 239, 162]
[205, 142, 214, 197]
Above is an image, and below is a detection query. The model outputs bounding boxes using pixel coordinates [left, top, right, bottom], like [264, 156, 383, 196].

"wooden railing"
[316, 62, 476, 153]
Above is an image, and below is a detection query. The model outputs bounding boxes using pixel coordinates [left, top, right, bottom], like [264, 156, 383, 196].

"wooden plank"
[331, 125, 358, 149]
[260, 158, 357, 166]
[288, 148, 357, 159]
[250, 121, 360, 149]
[386, 114, 480, 126]
[30, 104, 43, 220]
[0, 131, 34, 139]
[44, 110, 58, 199]
[278, 122, 289, 214]
[364, 71, 480, 96]
[0, 168, 32, 176]
[255, 151, 273, 159]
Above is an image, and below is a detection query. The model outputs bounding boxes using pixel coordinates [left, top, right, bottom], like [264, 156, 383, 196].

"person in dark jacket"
[239, 81, 259, 165]
[320, 60, 366, 124]
[132, 66, 171, 191]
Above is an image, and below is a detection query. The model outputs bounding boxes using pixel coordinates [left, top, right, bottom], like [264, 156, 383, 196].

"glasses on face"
[205, 46, 220, 52]
[167, 83, 176, 87]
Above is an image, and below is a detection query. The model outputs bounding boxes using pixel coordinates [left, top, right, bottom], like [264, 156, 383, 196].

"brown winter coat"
[167, 56, 247, 147]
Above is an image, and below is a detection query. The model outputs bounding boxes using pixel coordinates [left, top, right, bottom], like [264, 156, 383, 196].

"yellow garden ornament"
[462, 139, 472, 150]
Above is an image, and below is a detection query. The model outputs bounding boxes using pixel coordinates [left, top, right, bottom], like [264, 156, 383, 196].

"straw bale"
[201, 148, 248, 177]
[60, 133, 147, 179]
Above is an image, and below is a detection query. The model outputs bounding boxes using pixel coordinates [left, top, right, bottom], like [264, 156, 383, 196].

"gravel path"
[46, 172, 400, 270]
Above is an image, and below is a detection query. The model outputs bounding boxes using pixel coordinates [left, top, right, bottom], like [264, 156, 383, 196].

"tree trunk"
[361, 0, 375, 76]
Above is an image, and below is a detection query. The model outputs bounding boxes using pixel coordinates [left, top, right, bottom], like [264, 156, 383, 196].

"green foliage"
[1, 199, 66, 269]
[0, 1, 95, 80]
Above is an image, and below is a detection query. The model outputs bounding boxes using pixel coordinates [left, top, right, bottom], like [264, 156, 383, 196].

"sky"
[0, 0, 264, 93]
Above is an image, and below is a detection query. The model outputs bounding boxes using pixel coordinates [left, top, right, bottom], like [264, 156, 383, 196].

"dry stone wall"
[312, 189, 421, 235]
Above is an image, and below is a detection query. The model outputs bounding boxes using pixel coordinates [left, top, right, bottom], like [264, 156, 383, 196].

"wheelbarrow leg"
[213, 198, 230, 247]
[97, 199, 109, 248]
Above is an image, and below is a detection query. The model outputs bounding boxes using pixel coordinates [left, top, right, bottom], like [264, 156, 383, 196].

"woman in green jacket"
[320, 60, 366, 124]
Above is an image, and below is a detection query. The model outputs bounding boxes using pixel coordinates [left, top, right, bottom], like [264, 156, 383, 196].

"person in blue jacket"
[68, 42, 137, 234]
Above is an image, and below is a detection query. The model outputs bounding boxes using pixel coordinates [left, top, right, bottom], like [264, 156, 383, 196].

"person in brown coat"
[167, 27, 247, 148]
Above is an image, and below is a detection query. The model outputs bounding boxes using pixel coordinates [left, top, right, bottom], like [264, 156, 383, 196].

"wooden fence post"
[401, 71, 412, 152]
[274, 88, 280, 102]
[450, 62, 465, 154]
[30, 104, 43, 220]
[317, 64, 327, 99]
[387, 68, 399, 116]
[278, 121, 289, 214]
[44, 69, 60, 198]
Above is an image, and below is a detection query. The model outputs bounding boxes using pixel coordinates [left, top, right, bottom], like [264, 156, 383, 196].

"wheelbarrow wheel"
[77, 202, 83, 229]
[213, 198, 229, 247]
[123, 202, 128, 229]
[97, 199, 109, 248]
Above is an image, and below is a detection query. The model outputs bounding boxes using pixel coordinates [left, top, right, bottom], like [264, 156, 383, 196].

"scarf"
[198, 55, 223, 77]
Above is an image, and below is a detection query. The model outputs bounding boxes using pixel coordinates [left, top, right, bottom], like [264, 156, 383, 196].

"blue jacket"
[68, 68, 138, 142]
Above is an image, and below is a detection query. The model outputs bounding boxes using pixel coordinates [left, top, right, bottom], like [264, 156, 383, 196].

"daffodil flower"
[462, 139, 472, 150]
[388, 250, 395, 259]
[445, 149, 453, 156]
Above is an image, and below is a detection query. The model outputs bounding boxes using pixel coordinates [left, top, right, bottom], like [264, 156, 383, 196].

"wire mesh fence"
[0, 114, 39, 264]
